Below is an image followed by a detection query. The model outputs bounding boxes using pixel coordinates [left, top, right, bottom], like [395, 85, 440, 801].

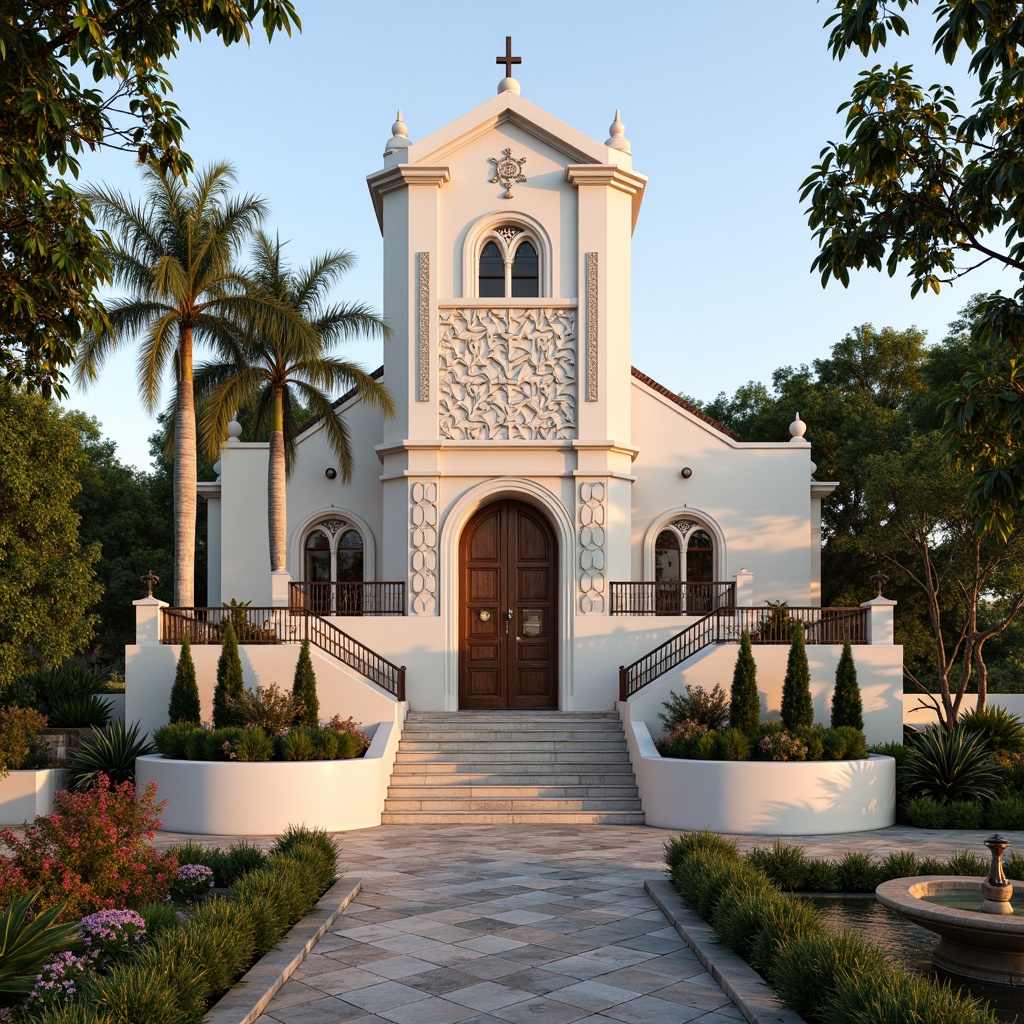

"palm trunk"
[268, 386, 286, 571]
[174, 326, 197, 608]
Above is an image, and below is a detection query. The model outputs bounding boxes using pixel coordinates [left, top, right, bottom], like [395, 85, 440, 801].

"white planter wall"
[619, 703, 895, 835]
[136, 702, 405, 835]
[0, 769, 66, 825]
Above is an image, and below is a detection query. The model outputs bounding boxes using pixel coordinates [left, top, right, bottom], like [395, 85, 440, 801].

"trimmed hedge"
[665, 831, 999, 1024]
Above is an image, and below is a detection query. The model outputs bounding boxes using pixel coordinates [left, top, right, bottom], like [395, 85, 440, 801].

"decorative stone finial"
[226, 420, 242, 444]
[384, 110, 411, 156]
[496, 35, 521, 94]
[606, 109, 631, 153]
[870, 571, 889, 598]
[212, 460, 221, 479]
[789, 411, 808, 443]
[140, 568, 160, 598]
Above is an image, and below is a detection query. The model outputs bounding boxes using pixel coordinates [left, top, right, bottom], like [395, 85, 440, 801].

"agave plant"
[959, 706, 1024, 756]
[66, 721, 156, 791]
[902, 725, 1004, 804]
[47, 693, 112, 730]
[0, 892, 80, 996]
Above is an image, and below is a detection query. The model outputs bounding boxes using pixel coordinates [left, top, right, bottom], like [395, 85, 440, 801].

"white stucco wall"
[902, 693, 1024, 729]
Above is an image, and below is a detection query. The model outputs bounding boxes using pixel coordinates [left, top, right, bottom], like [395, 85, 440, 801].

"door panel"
[459, 500, 557, 709]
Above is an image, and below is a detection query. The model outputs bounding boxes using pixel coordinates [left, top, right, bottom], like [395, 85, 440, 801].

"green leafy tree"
[0, 1, 301, 394]
[831, 641, 863, 731]
[192, 232, 393, 571]
[291, 639, 318, 728]
[729, 630, 760, 732]
[75, 162, 313, 607]
[804, 1, 1024, 537]
[0, 384, 102, 688]
[168, 636, 201, 725]
[213, 620, 245, 728]
[781, 624, 814, 730]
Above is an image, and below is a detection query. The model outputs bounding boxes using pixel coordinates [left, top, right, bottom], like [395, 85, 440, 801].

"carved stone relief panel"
[586, 252, 598, 402]
[409, 480, 438, 615]
[438, 307, 576, 440]
[577, 480, 607, 614]
[418, 253, 430, 402]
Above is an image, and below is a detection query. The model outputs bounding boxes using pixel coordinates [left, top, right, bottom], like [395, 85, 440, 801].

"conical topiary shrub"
[831, 640, 863, 731]
[729, 629, 759, 732]
[213, 619, 245, 728]
[292, 639, 319, 728]
[781, 623, 813, 730]
[168, 635, 201, 724]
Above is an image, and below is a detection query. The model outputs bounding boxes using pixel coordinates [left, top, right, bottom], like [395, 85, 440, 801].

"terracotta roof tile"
[295, 365, 384, 437]
[631, 367, 741, 441]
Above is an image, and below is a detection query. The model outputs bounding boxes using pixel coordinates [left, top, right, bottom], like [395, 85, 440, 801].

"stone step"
[397, 740, 626, 753]
[397, 731, 625, 743]
[383, 796, 643, 812]
[380, 810, 647, 825]
[394, 751, 632, 766]
[388, 764, 637, 781]
[387, 784, 640, 799]
[404, 712, 620, 721]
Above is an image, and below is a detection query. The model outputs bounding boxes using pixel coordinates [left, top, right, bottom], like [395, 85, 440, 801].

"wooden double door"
[459, 500, 558, 709]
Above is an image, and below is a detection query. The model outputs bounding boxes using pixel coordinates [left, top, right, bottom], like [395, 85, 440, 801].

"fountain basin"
[876, 877, 1024, 986]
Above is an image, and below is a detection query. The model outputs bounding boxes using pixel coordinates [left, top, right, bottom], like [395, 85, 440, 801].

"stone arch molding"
[642, 507, 727, 583]
[440, 479, 576, 711]
[462, 211, 554, 298]
[289, 508, 377, 583]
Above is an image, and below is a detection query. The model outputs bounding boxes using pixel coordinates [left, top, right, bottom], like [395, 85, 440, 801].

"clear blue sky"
[65, 0, 1013, 470]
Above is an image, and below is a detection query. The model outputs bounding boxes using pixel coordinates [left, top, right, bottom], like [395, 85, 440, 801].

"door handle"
[506, 607, 513, 635]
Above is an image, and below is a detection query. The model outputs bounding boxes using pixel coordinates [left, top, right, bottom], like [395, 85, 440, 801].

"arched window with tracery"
[477, 228, 541, 298]
[301, 518, 365, 614]
[654, 520, 718, 614]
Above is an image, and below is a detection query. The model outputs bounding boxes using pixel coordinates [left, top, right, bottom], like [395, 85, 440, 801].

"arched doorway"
[459, 499, 558, 709]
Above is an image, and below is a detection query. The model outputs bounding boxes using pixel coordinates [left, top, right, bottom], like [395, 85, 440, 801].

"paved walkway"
[150, 824, 1006, 1024]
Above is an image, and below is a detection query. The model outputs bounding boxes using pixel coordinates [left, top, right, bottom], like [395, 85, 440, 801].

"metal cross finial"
[870, 570, 889, 598]
[140, 569, 160, 598]
[496, 36, 521, 78]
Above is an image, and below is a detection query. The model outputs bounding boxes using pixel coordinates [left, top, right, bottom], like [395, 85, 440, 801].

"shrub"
[25, 950, 91, 1012]
[130, 939, 208, 1022]
[168, 635, 200, 725]
[153, 722, 201, 760]
[277, 726, 316, 761]
[12, 665, 105, 720]
[229, 682, 300, 733]
[822, 725, 868, 760]
[960, 705, 1024, 755]
[986, 794, 1024, 830]
[729, 630, 759, 731]
[47, 694, 111, 730]
[220, 841, 268, 885]
[671, 848, 745, 918]
[0, 776, 176, 920]
[903, 795, 950, 829]
[66, 720, 155, 791]
[781, 624, 813, 730]
[232, 725, 274, 762]
[311, 728, 342, 759]
[185, 727, 215, 761]
[713, 879, 788, 960]
[137, 900, 181, 936]
[1006, 851, 1024, 880]
[945, 800, 984, 830]
[659, 683, 730, 732]
[172, 864, 215, 902]
[0, 893, 81, 997]
[795, 724, 825, 760]
[802, 858, 840, 893]
[869, 740, 908, 767]
[273, 823, 338, 865]
[745, 841, 808, 891]
[654, 720, 708, 758]
[78, 908, 146, 965]
[0, 705, 49, 775]
[712, 727, 751, 761]
[946, 851, 988, 877]
[177, 904, 255, 999]
[664, 830, 737, 874]
[748, 895, 822, 977]
[756, 726, 807, 761]
[213, 619, 245, 728]
[919, 856, 952, 875]
[88, 956, 194, 1024]
[772, 930, 891, 1022]
[880, 850, 920, 880]
[334, 730, 368, 759]
[292, 639, 319, 728]
[830, 640, 863, 731]
[326, 715, 371, 751]
[835, 852, 883, 893]
[902, 725, 1003, 804]
[231, 869, 300, 955]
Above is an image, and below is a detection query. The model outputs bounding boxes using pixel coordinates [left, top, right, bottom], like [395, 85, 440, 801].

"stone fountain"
[876, 835, 1024, 986]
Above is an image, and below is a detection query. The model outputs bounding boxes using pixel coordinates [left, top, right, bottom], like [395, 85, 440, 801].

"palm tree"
[194, 231, 394, 572]
[75, 163, 311, 606]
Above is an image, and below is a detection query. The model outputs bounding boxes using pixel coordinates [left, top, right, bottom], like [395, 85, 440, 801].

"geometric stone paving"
[251, 825, 743, 1024]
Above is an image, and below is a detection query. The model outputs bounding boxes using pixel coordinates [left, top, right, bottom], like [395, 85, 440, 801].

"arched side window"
[301, 518, 365, 614]
[653, 520, 718, 614]
[475, 229, 541, 299]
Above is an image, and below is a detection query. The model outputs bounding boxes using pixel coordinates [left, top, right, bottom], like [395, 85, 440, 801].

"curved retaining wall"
[619, 706, 896, 835]
[137, 711, 403, 835]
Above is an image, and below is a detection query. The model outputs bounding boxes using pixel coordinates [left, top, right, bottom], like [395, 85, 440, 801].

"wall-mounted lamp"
[680, 467, 693, 479]
[325, 467, 337, 480]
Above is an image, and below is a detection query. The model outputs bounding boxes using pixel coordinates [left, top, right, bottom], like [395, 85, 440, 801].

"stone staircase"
[382, 711, 645, 825]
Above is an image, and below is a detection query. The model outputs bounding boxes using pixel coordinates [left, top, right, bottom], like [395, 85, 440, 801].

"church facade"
[194, 64, 901, 734]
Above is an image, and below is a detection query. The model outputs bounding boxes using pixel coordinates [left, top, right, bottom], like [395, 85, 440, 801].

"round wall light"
[680, 467, 693, 479]
[325, 467, 337, 480]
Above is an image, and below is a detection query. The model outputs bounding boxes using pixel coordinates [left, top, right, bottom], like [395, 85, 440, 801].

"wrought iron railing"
[609, 581, 735, 616]
[618, 605, 869, 700]
[289, 581, 405, 616]
[160, 606, 406, 700]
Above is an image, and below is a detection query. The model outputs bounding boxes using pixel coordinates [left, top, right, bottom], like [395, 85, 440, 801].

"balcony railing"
[609, 581, 735, 615]
[289, 581, 406, 616]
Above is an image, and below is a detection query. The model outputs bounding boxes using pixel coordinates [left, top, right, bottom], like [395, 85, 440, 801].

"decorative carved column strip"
[577, 480, 607, 614]
[409, 480, 438, 614]
[418, 252, 430, 402]
[586, 252, 598, 402]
